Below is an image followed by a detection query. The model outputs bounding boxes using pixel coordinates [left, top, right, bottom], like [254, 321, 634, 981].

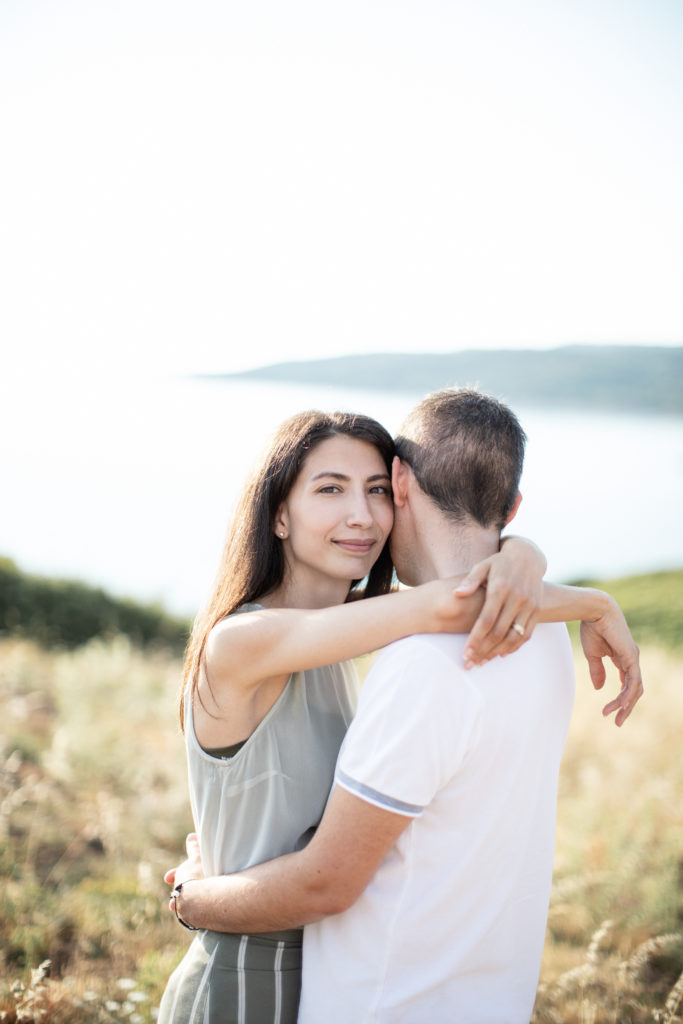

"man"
[168, 388, 642, 1022]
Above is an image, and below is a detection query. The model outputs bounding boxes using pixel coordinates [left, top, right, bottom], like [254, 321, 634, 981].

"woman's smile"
[332, 538, 377, 554]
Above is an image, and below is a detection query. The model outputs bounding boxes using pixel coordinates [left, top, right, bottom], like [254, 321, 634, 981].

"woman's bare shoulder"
[204, 604, 273, 691]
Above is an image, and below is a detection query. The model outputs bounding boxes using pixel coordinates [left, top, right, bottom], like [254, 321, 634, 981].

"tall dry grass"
[0, 635, 681, 1022]
[532, 643, 683, 1022]
[0, 636, 192, 1022]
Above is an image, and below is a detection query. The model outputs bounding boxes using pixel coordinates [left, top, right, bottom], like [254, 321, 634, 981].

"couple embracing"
[159, 387, 641, 1024]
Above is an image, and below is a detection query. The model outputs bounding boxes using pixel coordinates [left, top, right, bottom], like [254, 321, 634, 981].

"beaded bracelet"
[171, 880, 199, 931]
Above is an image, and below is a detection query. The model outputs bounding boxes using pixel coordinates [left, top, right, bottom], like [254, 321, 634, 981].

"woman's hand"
[456, 537, 546, 668]
[579, 597, 643, 726]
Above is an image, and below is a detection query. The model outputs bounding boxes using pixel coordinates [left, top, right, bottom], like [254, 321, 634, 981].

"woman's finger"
[464, 584, 521, 665]
[463, 591, 507, 665]
[484, 610, 540, 662]
[455, 559, 492, 597]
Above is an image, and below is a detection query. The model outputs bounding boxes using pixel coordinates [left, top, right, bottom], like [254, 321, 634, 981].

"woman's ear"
[274, 505, 289, 540]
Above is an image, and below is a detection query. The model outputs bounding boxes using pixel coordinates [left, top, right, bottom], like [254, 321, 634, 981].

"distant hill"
[212, 345, 683, 414]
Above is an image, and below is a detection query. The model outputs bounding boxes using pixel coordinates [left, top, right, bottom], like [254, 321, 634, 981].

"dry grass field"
[532, 643, 683, 1023]
[0, 627, 681, 1022]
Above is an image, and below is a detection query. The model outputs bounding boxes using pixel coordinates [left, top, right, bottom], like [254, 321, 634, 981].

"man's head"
[394, 388, 526, 531]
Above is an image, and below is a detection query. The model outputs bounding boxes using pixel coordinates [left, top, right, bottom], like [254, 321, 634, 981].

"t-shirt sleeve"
[336, 636, 482, 816]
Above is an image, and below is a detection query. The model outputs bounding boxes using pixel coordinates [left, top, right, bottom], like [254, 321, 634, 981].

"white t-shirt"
[299, 624, 575, 1024]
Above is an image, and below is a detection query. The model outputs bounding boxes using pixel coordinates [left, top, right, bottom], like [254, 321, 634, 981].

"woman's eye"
[369, 485, 391, 495]
[318, 485, 341, 494]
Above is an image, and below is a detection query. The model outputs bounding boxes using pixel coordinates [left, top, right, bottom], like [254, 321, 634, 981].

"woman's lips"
[333, 539, 376, 554]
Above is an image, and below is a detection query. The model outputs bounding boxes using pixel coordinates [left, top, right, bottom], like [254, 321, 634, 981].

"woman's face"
[275, 434, 394, 597]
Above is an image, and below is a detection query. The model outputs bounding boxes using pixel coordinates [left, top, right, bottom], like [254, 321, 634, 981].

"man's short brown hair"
[395, 388, 526, 530]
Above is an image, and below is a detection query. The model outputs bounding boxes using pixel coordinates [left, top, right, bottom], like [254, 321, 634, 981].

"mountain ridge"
[204, 345, 683, 414]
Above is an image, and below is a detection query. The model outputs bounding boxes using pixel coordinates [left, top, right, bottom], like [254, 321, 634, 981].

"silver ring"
[511, 622, 525, 637]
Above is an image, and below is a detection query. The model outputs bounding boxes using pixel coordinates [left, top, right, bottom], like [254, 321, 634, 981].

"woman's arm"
[206, 580, 485, 695]
[458, 552, 643, 725]
[537, 583, 643, 726]
[208, 538, 549, 696]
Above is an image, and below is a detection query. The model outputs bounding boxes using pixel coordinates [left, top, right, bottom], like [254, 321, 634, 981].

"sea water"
[2, 372, 681, 615]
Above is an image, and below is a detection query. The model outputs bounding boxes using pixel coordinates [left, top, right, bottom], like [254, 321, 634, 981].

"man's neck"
[408, 521, 501, 585]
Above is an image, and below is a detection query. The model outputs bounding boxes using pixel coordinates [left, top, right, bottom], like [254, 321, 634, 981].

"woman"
[158, 409, 546, 1024]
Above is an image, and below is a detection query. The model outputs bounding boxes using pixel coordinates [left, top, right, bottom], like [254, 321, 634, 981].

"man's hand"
[457, 537, 546, 668]
[579, 598, 643, 726]
[166, 833, 204, 917]
[160, 787, 411, 934]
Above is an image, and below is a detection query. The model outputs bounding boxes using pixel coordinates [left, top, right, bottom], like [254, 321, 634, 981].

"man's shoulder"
[363, 633, 474, 705]
[521, 621, 573, 661]
[377, 631, 468, 665]
[371, 623, 572, 683]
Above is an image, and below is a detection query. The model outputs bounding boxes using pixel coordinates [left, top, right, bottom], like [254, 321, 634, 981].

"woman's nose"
[345, 492, 373, 527]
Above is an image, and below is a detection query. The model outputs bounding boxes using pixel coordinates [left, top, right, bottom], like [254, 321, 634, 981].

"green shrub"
[0, 557, 190, 652]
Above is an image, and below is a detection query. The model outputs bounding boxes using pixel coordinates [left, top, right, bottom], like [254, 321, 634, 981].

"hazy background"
[1, 8, 682, 1012]
[1, 0, 681, 613]
[2, 374, 681, 616]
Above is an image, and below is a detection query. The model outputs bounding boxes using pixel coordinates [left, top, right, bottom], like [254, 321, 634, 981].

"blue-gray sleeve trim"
[336, 768, 424, 817]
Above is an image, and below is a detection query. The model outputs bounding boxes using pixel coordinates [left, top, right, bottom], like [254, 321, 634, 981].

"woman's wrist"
[588, 588, 614, 623]
[573, 586, 611, 623]
[539, 583, 610, 624]
[500, 535, 547, 577]
[414, 579, 455, 635]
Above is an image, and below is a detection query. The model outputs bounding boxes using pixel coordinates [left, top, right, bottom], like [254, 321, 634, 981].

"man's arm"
[170, 787, 409, 933]
[172, 638, 460, 933]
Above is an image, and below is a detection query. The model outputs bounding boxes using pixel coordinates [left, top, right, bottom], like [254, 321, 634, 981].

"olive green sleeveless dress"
[158, 605, 359, 1024]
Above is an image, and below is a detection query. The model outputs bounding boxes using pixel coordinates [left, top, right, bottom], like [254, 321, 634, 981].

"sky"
[1, 0, 682, 381]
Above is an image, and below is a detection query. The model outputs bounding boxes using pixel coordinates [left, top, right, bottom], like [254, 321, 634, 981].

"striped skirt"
[158, 928, 303, 1024]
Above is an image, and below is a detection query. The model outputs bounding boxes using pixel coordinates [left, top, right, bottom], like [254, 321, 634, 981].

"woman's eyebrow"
[310, 471, 391, 482]
[311, 471, 351, 482]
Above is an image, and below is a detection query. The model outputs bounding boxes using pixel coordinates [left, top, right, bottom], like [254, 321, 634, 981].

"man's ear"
[505, 491, 523, 526]
[391, 456, 411, 508]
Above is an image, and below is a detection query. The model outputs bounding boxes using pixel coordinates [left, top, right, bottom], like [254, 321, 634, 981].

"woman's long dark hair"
[180, 410, 395, 728]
